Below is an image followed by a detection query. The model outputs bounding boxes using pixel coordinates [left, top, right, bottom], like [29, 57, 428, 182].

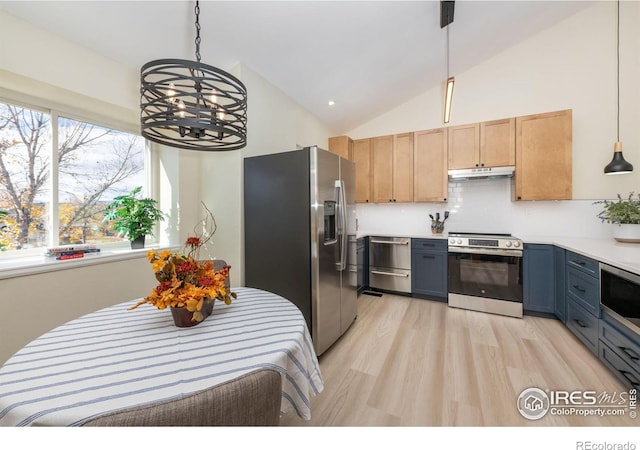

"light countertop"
[357, 232, 640, 275]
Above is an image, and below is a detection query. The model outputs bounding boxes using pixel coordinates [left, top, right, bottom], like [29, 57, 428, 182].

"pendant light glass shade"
[604, 141, 634, 175]
[140, 2, 247, 151]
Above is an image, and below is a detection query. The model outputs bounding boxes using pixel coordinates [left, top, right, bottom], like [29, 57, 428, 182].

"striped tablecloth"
[0, 287, 323, 426]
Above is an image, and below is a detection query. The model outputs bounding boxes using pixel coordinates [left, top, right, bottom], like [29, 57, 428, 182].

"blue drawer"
[599, 314, 640, 376]
[566, 266, 599, 317]
[411, 238, 447, 252]
[599, 340, 640, 390]
[566, 298, 598, 355]
[566, 251, 599, 278]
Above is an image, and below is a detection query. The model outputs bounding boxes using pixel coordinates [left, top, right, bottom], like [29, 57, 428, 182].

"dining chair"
[211, 259, 230, 288]
[82, 368, 282, 426]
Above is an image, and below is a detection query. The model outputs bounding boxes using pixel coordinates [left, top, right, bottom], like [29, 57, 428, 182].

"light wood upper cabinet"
[328, 135, 353, 160]
[448, 119, 515, 169]
[370, 133, 414, 203]
[514, 109, 572, 201]
[352, 138, 372, 203]
[414, 128, 448, 202]
[480, 118, 515, 167]
[392, 132, 414, 202]
[371, 135, 394, 202]
[448, 123, 479, 169]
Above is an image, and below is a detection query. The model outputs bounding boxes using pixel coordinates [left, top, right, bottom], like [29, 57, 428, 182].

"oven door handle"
[448, 247, 523, 257]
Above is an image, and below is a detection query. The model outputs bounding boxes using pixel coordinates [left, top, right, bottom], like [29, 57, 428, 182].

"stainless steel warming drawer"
[369, 236, 411, 293]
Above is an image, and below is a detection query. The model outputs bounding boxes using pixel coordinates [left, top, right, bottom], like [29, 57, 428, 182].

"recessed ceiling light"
[328, 100, 336, 107]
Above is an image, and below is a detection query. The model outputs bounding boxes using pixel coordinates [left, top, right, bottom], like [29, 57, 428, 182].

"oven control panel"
[448, 234, 522, 250]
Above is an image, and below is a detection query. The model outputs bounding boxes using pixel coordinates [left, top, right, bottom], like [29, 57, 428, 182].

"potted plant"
[595, 192, 640, 243]
[104, 186, 165, 249]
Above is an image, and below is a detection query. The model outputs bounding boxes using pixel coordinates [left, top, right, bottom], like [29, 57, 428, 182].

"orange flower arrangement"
[129, 205, 236, 322]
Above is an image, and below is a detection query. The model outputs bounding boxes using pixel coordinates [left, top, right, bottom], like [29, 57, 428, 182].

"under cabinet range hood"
[448, 166, 515, 181]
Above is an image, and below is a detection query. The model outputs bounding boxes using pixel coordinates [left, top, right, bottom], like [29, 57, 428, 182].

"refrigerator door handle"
[335, 179, 347, 271]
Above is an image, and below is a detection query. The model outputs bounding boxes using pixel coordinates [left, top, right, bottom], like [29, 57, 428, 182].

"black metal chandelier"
[140, 1, 247, 151]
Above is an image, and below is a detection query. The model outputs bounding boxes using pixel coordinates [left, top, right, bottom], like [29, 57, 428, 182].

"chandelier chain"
[194, 1, 201, 62]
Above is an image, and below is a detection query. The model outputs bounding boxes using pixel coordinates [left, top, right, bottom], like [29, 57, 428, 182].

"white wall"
[348, 2, 640, 201]
[0, 10, 204, 364]
[198, 63, 334, 286]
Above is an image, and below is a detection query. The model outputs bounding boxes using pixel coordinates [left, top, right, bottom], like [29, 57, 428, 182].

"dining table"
[0, 287, 324, 426]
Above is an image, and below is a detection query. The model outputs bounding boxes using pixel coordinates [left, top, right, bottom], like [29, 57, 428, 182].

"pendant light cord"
[446, 25, 450, 79]
[616, 0, 620, 141]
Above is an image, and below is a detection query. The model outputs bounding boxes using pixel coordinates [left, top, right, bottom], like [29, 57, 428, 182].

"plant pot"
[612, 224, 640, 243]
[170, 300, 214, 327]
[131, 235, 145, 249]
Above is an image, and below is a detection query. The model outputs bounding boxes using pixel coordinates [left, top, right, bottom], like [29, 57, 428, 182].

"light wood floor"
[280, 293, 636, 426]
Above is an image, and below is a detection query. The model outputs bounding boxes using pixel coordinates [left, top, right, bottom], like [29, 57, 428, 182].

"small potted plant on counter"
[104, 186, 165, 249]
[595, 192, 640, 243]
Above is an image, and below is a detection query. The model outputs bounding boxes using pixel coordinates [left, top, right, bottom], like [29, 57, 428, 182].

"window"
[0, 101, 147, 254]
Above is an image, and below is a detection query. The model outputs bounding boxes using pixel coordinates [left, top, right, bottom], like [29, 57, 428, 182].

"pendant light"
[140, 1, 247, 151]
[604, 0, 633, 174]
[441, 1, 455, 124]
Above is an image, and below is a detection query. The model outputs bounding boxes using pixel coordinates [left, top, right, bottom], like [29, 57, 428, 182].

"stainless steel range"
[447, 232, 524, 318]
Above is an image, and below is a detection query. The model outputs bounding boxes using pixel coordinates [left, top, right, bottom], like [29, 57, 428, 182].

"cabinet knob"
[481, 163, 484, 167]
[475, 163, 479, 167]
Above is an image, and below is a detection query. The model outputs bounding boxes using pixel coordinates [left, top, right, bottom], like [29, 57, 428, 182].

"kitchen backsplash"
[356, 178, 612, 239]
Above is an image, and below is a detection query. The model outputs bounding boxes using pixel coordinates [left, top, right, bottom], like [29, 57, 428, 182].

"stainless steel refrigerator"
[244, 146, 357, 356]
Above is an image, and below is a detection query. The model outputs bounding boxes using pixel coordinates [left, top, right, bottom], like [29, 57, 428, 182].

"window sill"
[0, 245, 180, 281]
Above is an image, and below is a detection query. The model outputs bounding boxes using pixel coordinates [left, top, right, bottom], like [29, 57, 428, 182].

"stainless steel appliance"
[447, 232, 523, 318]
[369, 236, 411, 294]
[600, 262, 640, 334]
[244, 146, 357, 356]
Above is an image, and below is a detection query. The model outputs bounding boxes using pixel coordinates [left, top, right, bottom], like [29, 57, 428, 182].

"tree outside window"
[0, 102, 146, 252]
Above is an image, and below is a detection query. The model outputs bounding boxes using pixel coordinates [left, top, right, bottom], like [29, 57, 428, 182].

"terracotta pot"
[170, 299, 214, 327]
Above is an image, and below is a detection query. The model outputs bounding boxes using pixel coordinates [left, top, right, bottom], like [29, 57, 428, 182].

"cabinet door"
[515, 109, 572, 201]
[554, 246, 566, 323]
[392, 132, 414, 202]
[448, 123, 479, 169]
[352, 138, 372, 203]
[411, 250, 447, 298]
[523, 243, 555, 314]
[328, 136, 352, 160]
[480, 118, 515, 167]
[414, 128, 448, 202]
[371, 135, 394, 203]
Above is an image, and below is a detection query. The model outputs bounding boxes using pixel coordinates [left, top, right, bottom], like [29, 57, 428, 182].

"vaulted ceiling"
[0, 1, 591, 133]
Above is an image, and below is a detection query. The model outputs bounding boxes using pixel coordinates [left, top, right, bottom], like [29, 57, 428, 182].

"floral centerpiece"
[129, 205, 236, 325]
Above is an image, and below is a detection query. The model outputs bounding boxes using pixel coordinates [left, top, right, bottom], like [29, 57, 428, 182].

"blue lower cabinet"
[554, 246, 566, 322]
[411, 239, 447, 299]
[523, 243, 555, 314]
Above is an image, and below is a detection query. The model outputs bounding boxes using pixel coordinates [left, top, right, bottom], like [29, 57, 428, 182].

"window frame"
[0, 94, 158, 261]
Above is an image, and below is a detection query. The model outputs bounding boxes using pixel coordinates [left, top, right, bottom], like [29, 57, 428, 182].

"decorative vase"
[131, 235, 146, 249]
[170, 299, 214, 327]
[612, 224, 640, 243]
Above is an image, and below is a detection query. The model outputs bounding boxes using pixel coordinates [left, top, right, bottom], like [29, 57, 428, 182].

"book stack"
[44, 244, 101, 260]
